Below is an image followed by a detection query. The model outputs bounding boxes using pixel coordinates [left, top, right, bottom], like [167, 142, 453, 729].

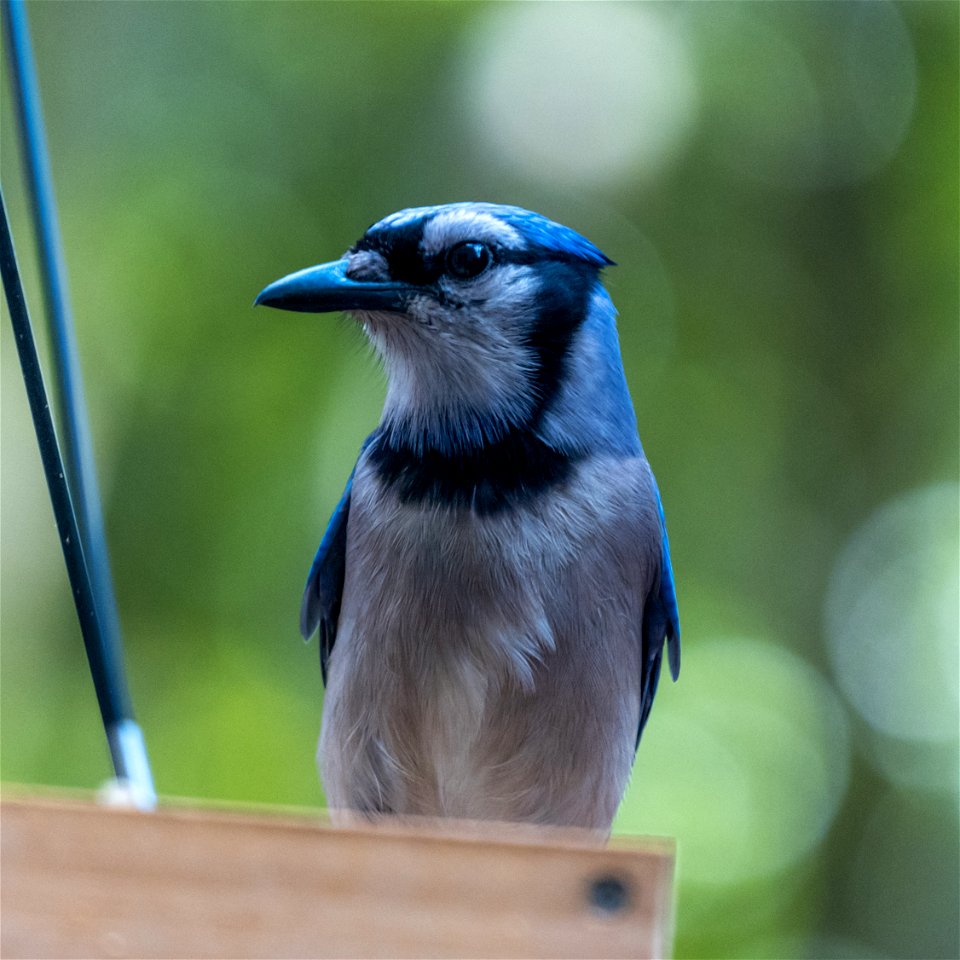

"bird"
[256, 202, 679, 832]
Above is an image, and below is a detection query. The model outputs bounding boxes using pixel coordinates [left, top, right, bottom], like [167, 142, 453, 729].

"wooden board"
[0, 793, 675, 959]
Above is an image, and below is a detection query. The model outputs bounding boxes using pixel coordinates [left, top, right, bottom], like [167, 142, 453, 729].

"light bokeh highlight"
[617, 637, 851, 885]
[692, 0, 916, 189]
[826, 483, 959, 747]
[464, 3, 698, 187]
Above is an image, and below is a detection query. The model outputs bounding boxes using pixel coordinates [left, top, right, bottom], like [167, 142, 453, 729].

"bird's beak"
[254, 258, 411, 314]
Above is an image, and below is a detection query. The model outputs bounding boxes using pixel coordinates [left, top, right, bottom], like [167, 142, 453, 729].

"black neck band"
[368, 426, 580, 515]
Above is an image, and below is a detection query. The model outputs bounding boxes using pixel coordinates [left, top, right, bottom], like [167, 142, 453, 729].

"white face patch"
[360, 257, 546, 449]
[421, 208, 525, 258]
[373, 316, 538, 451]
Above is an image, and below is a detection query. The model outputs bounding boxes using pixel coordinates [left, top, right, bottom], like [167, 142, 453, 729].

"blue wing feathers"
[636, 492, 681, 747]
[657, 497, 681, 682]
[300, 474, 353, 684]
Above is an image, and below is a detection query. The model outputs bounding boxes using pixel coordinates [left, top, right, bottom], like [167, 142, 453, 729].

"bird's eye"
[445, 242, 492, 280]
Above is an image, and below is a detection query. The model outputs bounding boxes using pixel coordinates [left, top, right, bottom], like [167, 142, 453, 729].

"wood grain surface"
[0, 793, 674, 959]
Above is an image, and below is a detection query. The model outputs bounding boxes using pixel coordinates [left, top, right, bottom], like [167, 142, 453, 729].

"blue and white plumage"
[257, 202, 680, 830]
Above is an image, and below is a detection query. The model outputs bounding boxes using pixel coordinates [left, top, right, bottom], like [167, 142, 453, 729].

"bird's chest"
[326, 476, 571, 813]
[341, 475, 565, 658]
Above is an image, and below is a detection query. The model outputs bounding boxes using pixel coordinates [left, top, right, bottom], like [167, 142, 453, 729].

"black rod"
[2, 0, 154, 804]
[1, 191, 133, 765]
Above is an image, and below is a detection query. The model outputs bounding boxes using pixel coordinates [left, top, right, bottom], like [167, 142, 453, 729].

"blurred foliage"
[1, 3, 957, 958]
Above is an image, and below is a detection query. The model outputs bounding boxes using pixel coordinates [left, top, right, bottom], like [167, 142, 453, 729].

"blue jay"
[256, 203, 679, 831]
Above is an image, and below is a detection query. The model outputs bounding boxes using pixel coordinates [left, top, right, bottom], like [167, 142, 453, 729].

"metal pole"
[1, 0, 155, 807]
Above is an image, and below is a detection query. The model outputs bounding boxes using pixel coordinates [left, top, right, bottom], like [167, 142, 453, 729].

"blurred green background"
[2, 2, 957, 957]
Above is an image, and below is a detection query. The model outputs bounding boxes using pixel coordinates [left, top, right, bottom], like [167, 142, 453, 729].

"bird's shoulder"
[565, 453, 679, 677]
[300, 435, 378, 680]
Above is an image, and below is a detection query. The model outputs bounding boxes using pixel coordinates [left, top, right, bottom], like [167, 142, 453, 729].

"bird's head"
[257, 202, 635, 454]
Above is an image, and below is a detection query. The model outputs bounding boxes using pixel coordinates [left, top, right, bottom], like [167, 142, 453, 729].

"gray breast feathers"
[316, 454, 666, 826]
